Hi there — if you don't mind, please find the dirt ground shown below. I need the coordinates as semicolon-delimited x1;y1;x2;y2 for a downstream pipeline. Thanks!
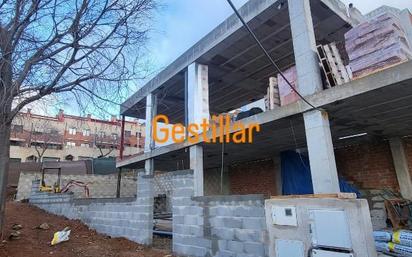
0;201;172;257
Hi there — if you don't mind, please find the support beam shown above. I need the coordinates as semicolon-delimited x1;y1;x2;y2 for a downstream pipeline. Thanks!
144;93;157;175
190;145;204;196
389;138;412;200
288;0;323;96
187;63;209;127
289;0;340;193
144;93;157;153
303;110;340;193
119;115;125;160
186;62;209;196
145;159;154;176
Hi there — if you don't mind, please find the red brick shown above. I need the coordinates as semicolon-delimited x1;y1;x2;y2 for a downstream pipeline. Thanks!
229;159;278;197
335;141;399;192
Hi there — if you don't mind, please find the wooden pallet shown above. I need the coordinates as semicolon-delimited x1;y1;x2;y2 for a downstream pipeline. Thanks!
317;45;337;89
317;43;351;88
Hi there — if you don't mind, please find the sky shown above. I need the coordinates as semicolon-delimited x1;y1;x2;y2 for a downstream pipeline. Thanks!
145;0;412;74
31;0;412;118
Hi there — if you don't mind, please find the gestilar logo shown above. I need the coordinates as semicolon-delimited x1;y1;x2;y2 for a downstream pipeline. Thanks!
152;114;260;144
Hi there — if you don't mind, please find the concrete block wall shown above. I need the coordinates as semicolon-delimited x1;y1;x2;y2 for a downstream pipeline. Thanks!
171;170;268;257
29;172;154;245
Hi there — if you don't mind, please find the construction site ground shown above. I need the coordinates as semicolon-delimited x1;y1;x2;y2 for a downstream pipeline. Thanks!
0;200;172;257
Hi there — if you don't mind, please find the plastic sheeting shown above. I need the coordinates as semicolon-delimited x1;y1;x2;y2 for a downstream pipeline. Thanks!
280;151;360;196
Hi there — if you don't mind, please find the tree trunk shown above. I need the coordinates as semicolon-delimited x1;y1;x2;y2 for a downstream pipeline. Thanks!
0;41;14;238
0;118;11;239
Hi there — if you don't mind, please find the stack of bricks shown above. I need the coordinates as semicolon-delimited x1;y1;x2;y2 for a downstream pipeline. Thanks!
345;12;412;79
277;66;299;106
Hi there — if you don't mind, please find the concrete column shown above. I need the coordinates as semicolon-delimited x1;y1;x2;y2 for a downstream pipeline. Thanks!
186;62;209;196
187;62;209;127
144;93;157;175
389;138;412;200
190;145;204;196
304;110;340;193
288;0;323;96
289;0;340;193
144;93;157;153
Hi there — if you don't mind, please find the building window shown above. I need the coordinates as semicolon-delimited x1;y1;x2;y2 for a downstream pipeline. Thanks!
42;157;60;162
68;127;76;135
124;130;131;137
66;141;76;148
82;129;90;136
98;131;105;137
136;132;141;138
80;143;90;148
111;133;118;140
12;125;23;133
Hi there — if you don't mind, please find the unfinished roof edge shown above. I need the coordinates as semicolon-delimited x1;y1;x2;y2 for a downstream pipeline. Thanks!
121;0;359;115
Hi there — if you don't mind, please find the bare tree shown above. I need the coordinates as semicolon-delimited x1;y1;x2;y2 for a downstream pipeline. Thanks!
30;120;62;162
95;131;118;158
0;0;157;235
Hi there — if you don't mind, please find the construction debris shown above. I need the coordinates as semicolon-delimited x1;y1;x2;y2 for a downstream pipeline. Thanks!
9;231;21;240
51;227;71;246
38;223;50;230
345;12;412;79
11;224;22;231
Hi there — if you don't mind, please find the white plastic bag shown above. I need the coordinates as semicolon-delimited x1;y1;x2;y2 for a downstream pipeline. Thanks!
51;227;71;246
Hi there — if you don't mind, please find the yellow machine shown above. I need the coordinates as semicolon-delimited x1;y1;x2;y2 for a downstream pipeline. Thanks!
40;163;62;193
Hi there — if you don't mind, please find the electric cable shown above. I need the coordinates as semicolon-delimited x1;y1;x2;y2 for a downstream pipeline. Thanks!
225;0;319;110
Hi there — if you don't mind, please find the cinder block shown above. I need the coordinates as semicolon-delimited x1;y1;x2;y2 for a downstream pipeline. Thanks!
184;215;203;226
173;188;195;197
215;250;236;257
211;228;235;240
242;217;265;230
227;240;244;253
233;206;265;217
210;217;242;228
210;206;233;217
234;229;263;242
244;242;265;256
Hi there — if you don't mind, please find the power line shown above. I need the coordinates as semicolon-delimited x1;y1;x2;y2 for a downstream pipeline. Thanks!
225;0;319;110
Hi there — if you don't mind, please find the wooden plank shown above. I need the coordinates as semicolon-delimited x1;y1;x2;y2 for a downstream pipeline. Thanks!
271;193;357;199
330;42;350;83
324;44;343;85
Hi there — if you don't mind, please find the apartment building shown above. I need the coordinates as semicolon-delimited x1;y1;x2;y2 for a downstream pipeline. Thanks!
10;109;145;162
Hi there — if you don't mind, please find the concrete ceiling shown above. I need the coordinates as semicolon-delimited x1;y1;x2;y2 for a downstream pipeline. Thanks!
122;0;356;123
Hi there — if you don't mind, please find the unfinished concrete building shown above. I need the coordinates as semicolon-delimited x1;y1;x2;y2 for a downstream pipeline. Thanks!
28;0;412;256
117;0;412;203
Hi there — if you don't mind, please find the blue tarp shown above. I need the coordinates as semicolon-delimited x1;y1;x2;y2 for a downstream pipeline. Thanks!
280;151;360;196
